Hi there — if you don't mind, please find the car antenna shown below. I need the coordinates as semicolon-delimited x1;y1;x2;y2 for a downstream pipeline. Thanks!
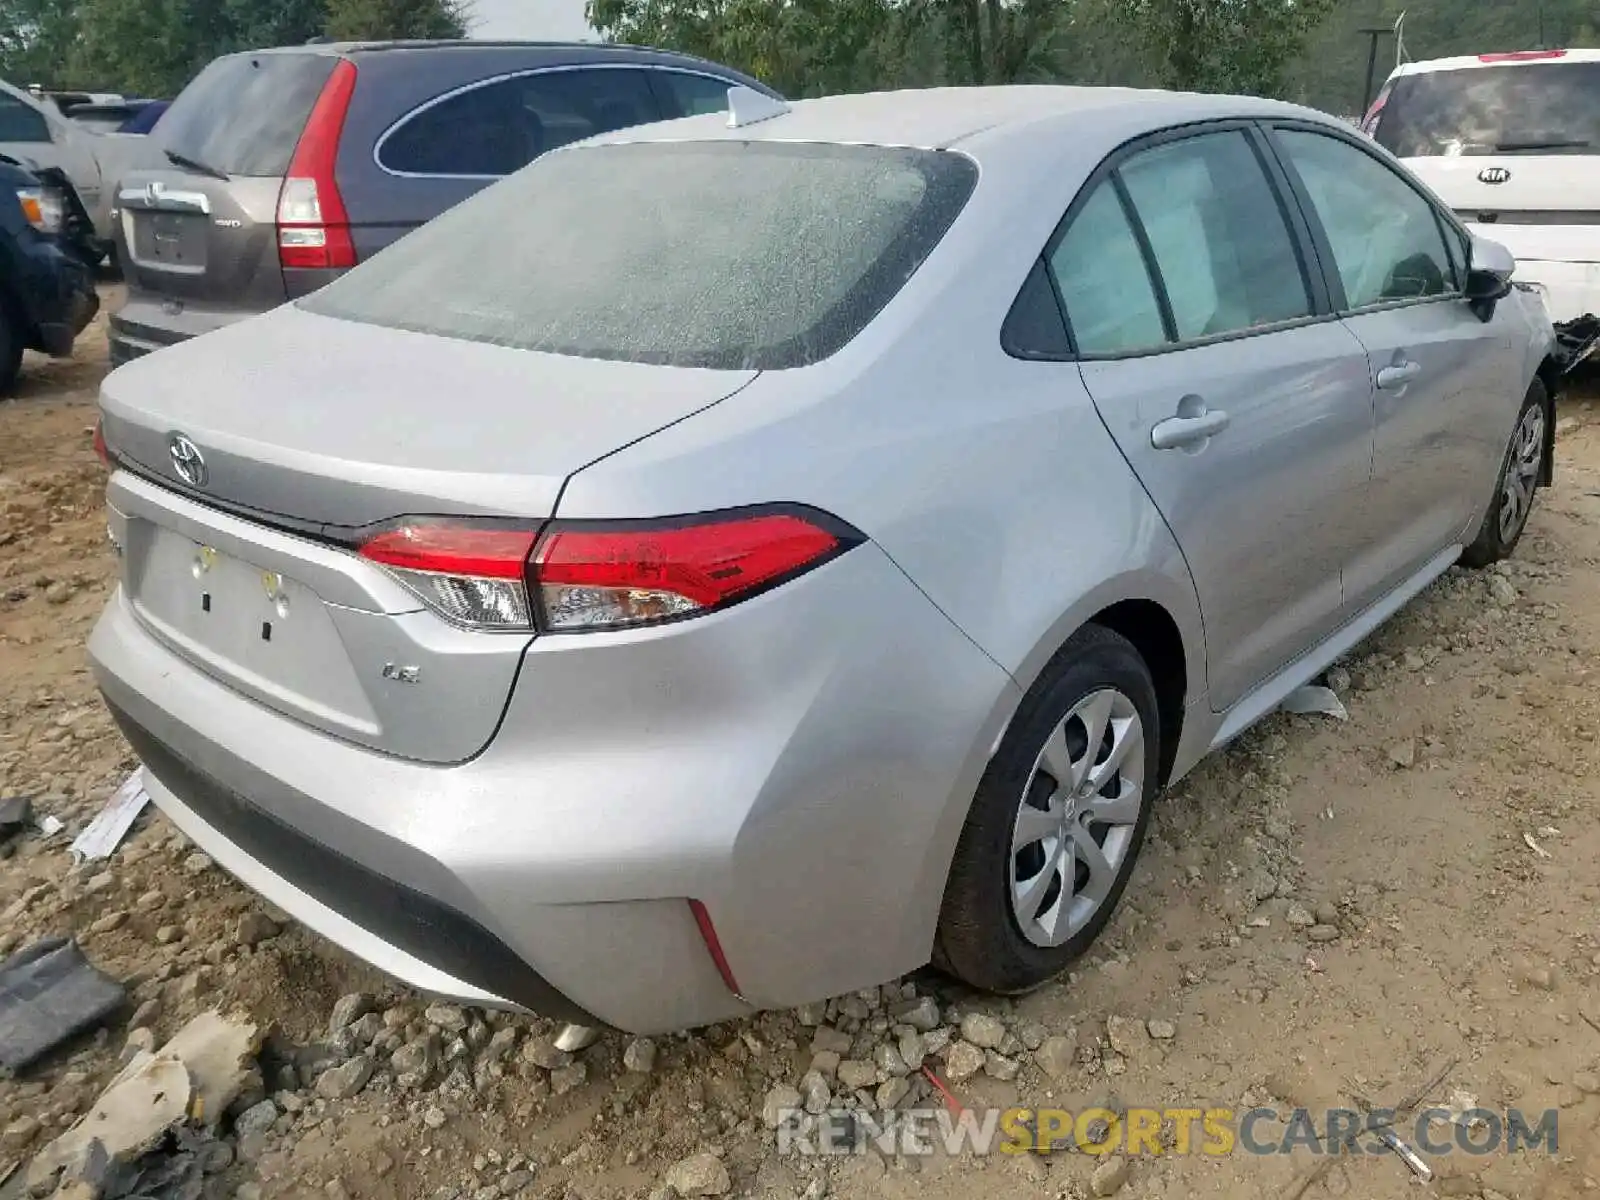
726;85;789;130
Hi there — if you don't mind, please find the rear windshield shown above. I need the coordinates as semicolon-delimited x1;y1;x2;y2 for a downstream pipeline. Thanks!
156;52;336;177
1374;61;1600;158
299;140;978;370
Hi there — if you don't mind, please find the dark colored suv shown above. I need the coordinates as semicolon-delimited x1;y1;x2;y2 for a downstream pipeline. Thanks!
108;41;779;367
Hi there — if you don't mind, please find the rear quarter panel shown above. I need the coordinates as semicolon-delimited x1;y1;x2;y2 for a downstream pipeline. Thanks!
553;114;1208;705
549;115;1210;973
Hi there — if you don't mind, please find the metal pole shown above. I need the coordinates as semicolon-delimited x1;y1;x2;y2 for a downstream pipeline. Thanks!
1359;28;1389;114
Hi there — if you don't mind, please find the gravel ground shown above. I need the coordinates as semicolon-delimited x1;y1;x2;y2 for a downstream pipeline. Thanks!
5;295;1600;1200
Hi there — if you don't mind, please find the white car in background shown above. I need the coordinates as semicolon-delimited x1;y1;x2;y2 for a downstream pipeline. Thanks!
1363;48;1600;322
0;78;163;263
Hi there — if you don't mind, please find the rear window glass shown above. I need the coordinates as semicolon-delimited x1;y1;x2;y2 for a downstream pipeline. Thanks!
156;53;336;176
1374;61;1600;158
300;140;978;370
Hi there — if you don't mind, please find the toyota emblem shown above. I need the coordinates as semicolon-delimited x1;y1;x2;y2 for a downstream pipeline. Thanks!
1478;166;1512;185
168;434;208;489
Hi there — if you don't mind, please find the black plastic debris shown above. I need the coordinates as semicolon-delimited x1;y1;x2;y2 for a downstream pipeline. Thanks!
0;794;29;841
0;936;127;1076
1553;313;1600;375
100;1126;219;1200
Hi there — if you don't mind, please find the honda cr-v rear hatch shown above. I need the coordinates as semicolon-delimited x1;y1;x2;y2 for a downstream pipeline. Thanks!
1368;54;1600;267
114;50;350;350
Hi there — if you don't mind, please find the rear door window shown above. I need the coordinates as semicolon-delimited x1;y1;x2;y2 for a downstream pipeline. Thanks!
1372;60;1600;158
1118;131;1312;340
157;52;337;176
1048;184;1168;355
1049;128;1312;355
378;69;661;178
1274;129;1457;308
0;92;51;143
654;70;736;117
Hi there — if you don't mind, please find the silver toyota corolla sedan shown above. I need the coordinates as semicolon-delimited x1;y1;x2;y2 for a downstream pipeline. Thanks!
89;85;1556;1034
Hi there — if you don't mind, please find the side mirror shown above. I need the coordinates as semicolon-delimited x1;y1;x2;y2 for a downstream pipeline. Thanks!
1465;233;1514;320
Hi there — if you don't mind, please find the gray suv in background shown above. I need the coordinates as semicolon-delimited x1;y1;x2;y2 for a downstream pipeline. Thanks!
109;40;778;367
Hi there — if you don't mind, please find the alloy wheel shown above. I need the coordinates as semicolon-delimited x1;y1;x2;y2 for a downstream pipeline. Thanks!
1498;404;1546;544
1009;688;1145;948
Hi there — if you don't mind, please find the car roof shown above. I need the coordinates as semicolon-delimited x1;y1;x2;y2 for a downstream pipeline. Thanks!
590;85;1328;153
234;39;737;70
1392;47;1600;77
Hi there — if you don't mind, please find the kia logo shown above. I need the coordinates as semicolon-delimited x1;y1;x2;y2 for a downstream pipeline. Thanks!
1479;167;1512;185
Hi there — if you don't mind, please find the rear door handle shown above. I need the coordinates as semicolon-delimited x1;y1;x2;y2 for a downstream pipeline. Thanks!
1151;408;1231;450
1376;361;1421;390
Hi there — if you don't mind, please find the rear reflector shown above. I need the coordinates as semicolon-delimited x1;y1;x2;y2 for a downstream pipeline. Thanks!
688;899;742;997
1479;49;1567;62
355;507;862;634
359;525;537;630
532;510;856;632
92;418;110;467
278;58;358;271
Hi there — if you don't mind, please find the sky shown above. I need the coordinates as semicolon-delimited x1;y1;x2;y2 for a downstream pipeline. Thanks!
471;0;595;40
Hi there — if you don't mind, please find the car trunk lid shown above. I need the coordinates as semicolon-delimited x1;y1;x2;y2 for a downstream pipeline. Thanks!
1404;155;1600;263
100;303;759;528
101;305;757;762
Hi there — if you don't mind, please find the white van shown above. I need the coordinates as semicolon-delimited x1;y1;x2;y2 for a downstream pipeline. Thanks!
1363;49;1600;323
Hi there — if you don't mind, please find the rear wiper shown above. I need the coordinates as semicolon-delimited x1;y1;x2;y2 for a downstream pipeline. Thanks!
163;148;228;181
1492;138;1591;153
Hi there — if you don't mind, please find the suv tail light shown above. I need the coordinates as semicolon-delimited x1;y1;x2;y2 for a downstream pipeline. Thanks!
92;417;110;467
277;58;358;271
1479;50;1567;62
1360;83;1390;136
356;508;861;634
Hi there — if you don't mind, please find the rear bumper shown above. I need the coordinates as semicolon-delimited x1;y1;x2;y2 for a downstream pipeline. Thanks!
89;538;1016;1033
108;292;269;368
104;693;597;1025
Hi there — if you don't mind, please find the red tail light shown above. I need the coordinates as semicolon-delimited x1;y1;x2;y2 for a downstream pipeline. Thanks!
532;510;856;632
1479;50;1567;62
92;418;110;467
277;58;358;271
355;508;860;634
1360;85;1390;136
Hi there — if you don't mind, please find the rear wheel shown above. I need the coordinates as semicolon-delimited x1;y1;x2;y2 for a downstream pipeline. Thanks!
935;625;1160;994
1461;380;1548;568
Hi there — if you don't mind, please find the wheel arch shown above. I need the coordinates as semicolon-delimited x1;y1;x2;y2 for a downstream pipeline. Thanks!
1535;356;1559;486
1088;599;1188;787
1003;570;1205;790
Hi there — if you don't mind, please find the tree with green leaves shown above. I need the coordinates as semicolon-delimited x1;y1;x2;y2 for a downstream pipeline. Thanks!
1113;0;1339;96
587;0;1332;99
323;0;467;41
0;0;467;95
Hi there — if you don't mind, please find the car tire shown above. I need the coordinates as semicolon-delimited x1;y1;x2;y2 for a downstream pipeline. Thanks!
935;624;1160;995
1460;379;1549;569
0;303;22;396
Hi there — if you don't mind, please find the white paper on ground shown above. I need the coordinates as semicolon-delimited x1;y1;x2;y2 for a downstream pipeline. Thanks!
69;770;151;862
1280;684;1349;721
